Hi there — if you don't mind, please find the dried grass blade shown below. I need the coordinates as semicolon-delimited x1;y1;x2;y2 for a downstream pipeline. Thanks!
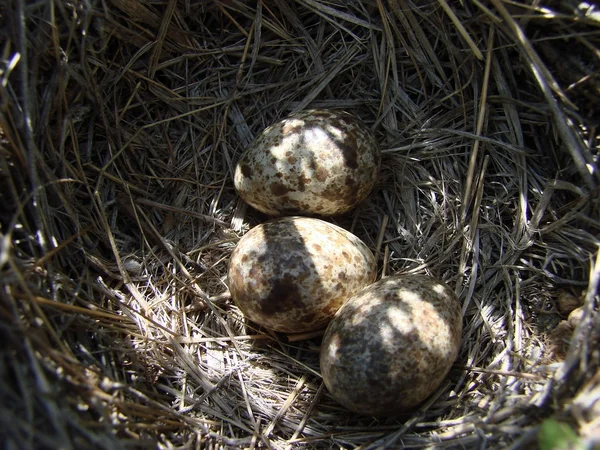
297;0;382;30
263;375;306;438
286;382;325;446
437;0;483;60
489;0;598;189
461;26;495;221
293;44;361;112
27;294;125;322
93;191;151;313
388;0;444;86
148;0;177;78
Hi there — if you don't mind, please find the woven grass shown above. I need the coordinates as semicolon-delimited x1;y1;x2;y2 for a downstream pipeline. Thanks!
1;0;599;448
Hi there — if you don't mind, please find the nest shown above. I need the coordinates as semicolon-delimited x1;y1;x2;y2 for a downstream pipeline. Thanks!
1;0;599;448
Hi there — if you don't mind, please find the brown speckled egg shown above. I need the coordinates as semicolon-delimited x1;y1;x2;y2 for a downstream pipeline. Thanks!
227;217;377;333
234;110;380;216
320;274;462;416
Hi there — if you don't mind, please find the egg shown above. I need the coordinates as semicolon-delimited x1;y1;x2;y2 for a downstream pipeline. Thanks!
227;216;377;333
234;109;380;216
320;274;462;416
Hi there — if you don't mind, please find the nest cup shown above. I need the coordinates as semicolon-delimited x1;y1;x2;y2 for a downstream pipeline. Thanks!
1;1;599;449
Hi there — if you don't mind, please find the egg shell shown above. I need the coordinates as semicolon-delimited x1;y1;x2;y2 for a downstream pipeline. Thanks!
234;109;380;216
320;274;462;416
227;216;377;334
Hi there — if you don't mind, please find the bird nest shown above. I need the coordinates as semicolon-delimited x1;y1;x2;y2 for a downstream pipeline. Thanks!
1;0;599;448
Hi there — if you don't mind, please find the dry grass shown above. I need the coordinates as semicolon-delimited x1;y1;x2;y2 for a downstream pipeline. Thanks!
1;0;599;448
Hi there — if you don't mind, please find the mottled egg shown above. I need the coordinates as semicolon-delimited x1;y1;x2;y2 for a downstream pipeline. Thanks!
234;109;380;216
227;217;377;333
320;274;462;416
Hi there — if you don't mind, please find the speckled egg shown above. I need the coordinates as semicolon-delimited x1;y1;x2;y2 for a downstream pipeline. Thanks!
234;110;380;216
227;217;377;334
320;274;462;416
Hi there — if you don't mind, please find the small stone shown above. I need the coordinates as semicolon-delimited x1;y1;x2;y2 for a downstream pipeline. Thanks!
568;306;585;328
557;291;582;316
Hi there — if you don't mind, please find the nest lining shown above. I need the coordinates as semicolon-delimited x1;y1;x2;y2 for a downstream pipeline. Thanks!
1;0;599;449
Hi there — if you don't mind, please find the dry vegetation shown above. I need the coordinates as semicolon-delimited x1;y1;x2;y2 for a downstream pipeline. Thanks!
1;0;600;448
